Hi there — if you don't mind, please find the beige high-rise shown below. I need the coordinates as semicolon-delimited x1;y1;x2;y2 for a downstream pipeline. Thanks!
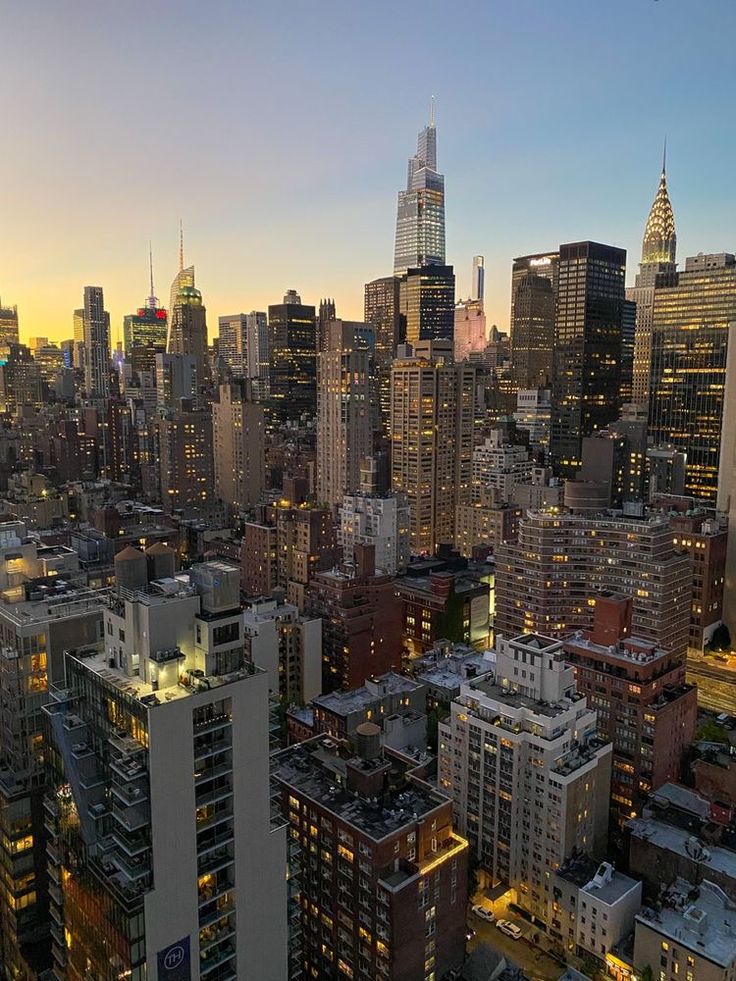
391;340;476;554
316;320;372;507
213;380;265;513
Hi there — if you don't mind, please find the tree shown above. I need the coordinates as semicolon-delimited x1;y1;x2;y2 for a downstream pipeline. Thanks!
711;623;732;652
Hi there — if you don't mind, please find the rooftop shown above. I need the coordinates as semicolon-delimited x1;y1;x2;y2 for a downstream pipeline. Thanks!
273;736;448;841
636;880;736;967
557;855;641;905
54;647;259;709
628;817;736;881
314;672;423;717
467;673;584;719
0;584;108;629
565;630;669;666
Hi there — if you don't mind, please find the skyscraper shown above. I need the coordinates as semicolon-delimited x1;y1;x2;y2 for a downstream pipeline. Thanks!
43;557;287;980
472;254;485;302
158;401;214;513
364;275;401;433
213;380;265;513
648;252;736;500
244;310;269;396
453;298;486;361
217;313;247;377
268;289;317;423
550;241;626;477
393;106;446;276
626;154;678;405
168;284;209;403
391;340;476;554
316;320;372;506
123;256;168;378
82;285;111;400
167;221;195;345
399;264;455;344
0;299;19;347
510;271;556;389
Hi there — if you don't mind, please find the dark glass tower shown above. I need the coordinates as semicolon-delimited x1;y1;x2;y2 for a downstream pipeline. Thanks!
399;264;455;346
648;252;736;501
365;275;402;434
268;289;317;423
550;241;627;477
510;271;556;389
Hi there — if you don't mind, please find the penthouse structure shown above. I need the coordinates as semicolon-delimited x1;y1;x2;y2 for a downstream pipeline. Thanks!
42;552;287;980
272;728;468;981
243;594;322;705
495;509;692;659
438;633;612;921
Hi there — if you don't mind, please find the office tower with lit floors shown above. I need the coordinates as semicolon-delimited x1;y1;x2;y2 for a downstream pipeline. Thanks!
626;153;678;406
42;552;287;981
316;321;372;507
399;264;455;345
510;269;556;389
217;313;248;377
550;242;626;477
364;276;402;434
268;289;317;423
648;251;736;501
393;106;445;277
244;311;269;398
391;341;476;554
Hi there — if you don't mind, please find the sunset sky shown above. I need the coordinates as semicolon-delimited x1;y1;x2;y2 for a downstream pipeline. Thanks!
1;0;734;345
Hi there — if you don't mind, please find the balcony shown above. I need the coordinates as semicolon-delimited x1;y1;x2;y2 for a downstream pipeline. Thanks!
112;802;150;833
112;782;149;807
110;755;147;783
199;899;235;929
197;848;234;878
199;941;236;976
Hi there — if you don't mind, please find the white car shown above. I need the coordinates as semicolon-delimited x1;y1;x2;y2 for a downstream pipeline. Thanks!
495;919;523;939
471;904;495;923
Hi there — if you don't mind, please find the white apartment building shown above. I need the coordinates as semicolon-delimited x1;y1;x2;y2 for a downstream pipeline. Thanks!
471;429;532;505
338;491;410;575
438;633;612;922
43;553;287;980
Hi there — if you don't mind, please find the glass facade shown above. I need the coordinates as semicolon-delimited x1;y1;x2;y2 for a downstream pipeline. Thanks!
648;253;736;501
393;120;446;277
267;296;317;423
550;241;626;477
399;265;455;346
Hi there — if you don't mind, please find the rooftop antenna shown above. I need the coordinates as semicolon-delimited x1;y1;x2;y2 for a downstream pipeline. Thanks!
429;95;435;127
662;136;667;175
178;219;184;272
148;241;157;309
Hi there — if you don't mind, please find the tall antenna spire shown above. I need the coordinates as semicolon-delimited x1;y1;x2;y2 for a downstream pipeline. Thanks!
662;136;667;175
148;242;156;309
429;95;435;127
179;219;184;272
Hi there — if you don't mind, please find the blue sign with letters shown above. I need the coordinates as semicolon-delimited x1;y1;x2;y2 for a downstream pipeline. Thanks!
157;936;191;980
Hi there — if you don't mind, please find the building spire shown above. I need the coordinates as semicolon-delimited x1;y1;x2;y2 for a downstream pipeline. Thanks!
429;95;435;127
179;219;184;272
642;150;676;266
148;242;157;310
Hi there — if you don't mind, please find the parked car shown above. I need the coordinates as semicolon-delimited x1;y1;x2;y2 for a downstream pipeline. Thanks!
496;919;523;939
471;904;495;923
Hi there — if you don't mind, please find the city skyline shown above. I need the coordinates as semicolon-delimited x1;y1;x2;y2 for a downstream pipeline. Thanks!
1;0;735;343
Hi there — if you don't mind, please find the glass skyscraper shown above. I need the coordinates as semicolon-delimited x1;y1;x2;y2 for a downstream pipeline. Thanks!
648;252;736;501
393;111;446;276
550;241;627;477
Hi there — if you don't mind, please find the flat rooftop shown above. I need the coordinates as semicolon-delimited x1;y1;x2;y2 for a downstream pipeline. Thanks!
565;631;669;666
636;880;736;967
557;855;640;905
628;817;736;881
0;585;108;628
59;647;258;709
314;672;423;717
273;737;447;841
468;674;582;719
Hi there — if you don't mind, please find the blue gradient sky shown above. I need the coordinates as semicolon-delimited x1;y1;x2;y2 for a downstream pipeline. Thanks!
1;0;734;343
